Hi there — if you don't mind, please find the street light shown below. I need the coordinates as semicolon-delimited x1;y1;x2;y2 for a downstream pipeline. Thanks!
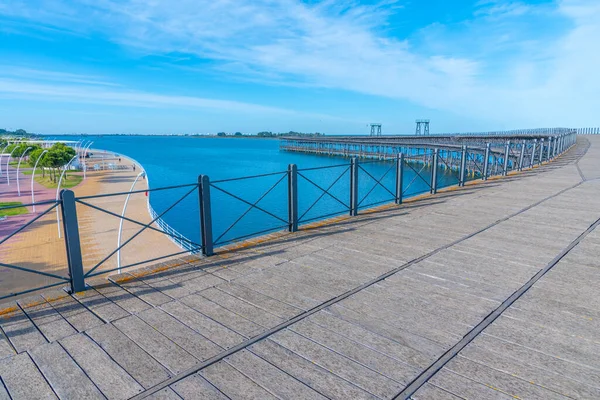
55;155;77;238
5;147;18;185
117;171;146;273
82;142;93;179
0;143;8;178
31;150;48;212
16;147;32;196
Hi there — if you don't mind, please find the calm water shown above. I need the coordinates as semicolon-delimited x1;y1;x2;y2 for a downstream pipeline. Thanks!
49;135;459;246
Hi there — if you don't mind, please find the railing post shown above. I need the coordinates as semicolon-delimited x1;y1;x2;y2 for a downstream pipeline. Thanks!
530;139;537;167
482;143;490;180
60;189;85;293
430;149;439;194
459;146;467;186
518;140;526;171
288;164;298;232
538;138;544;165
502;140;510;176
395;153;403;204
350;158;358;216
198;175;213;256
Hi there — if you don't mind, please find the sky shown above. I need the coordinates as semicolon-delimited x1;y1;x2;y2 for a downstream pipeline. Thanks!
0;0;598;135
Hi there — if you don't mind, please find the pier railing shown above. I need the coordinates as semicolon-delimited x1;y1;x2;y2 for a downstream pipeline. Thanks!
576;127;600;135
0;131;577;298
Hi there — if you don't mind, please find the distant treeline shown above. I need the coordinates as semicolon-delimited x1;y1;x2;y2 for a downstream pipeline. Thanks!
0;128;34;136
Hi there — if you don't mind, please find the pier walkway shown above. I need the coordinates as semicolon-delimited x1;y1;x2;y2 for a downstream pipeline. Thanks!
0;136;599;399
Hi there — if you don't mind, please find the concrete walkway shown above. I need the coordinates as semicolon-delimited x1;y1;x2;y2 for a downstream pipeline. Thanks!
0;137;598;399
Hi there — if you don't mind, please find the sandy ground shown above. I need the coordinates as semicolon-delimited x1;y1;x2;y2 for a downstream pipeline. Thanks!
0;151;183;299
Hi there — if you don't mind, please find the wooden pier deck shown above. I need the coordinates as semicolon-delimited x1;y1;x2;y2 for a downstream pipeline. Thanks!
0;136;599;399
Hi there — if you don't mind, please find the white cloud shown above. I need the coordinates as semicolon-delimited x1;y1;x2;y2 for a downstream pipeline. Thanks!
1;0;599;128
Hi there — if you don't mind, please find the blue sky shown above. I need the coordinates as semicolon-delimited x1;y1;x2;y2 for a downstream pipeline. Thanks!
0;0;598;135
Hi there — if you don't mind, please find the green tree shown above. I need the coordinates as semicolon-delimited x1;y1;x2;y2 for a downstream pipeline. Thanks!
234;132;243;136
14;129;27;135
37;143;76;182
217;132;227;137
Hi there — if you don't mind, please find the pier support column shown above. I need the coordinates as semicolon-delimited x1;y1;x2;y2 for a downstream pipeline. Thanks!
530;139;537;167
199;175;213;256
502;140;510;176
459;146;467;186
518;140;526;171
395;153;403;204
430;149;439;194
538;139;544;165
483;143;490;180
547;137;553;160
288;164;298;232
350;158;359;216
61;189;85;293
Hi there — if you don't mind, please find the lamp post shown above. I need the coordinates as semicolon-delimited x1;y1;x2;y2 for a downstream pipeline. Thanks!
55;155;77;238
16;147;32;196
117;171;145;273
5;147;17;185
0;143;8;178
31;150;48;212
82;142;93;179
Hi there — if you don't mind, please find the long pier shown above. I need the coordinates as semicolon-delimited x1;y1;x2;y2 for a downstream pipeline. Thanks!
0;133;598;399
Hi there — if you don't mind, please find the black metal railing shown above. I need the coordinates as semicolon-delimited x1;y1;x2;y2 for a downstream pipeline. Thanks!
0;131;578;299
0;199;71;300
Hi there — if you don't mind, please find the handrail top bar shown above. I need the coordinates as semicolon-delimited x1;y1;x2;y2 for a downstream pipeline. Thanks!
211;170;287;184
75;182;199;200
279;134;570;143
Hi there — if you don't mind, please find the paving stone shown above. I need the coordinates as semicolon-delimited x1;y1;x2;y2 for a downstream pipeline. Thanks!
113;315;198;374
171;374;228;400
137;307;222;360
86;322;172;389
43;292;103;332
73;288;130;322
29;342;104;399
249;339;377;400
160;301;244;349
270;329;402;398
93;282;152;314
60;333;143;400
225;350;327;400
216;282;302;319
0;304;46;353
411;383;463;400
180;294;263;338
145;388;182;400
18;296;76;343
198;287;284;328
290;319;421;384
0;352;57;400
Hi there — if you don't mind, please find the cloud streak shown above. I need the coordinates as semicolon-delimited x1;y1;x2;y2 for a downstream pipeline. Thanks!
1;0;599;127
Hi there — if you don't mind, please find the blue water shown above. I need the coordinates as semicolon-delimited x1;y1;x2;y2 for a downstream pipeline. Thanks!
49;135;459;247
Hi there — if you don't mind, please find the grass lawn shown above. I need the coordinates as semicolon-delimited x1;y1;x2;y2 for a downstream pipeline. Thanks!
0;202;28;217
34;173;83;189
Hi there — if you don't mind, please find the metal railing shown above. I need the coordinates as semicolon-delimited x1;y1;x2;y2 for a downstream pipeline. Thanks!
74;183;202;281
576;127;600;135
0;131;578;298
147;201;197;253
0;199;72;300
